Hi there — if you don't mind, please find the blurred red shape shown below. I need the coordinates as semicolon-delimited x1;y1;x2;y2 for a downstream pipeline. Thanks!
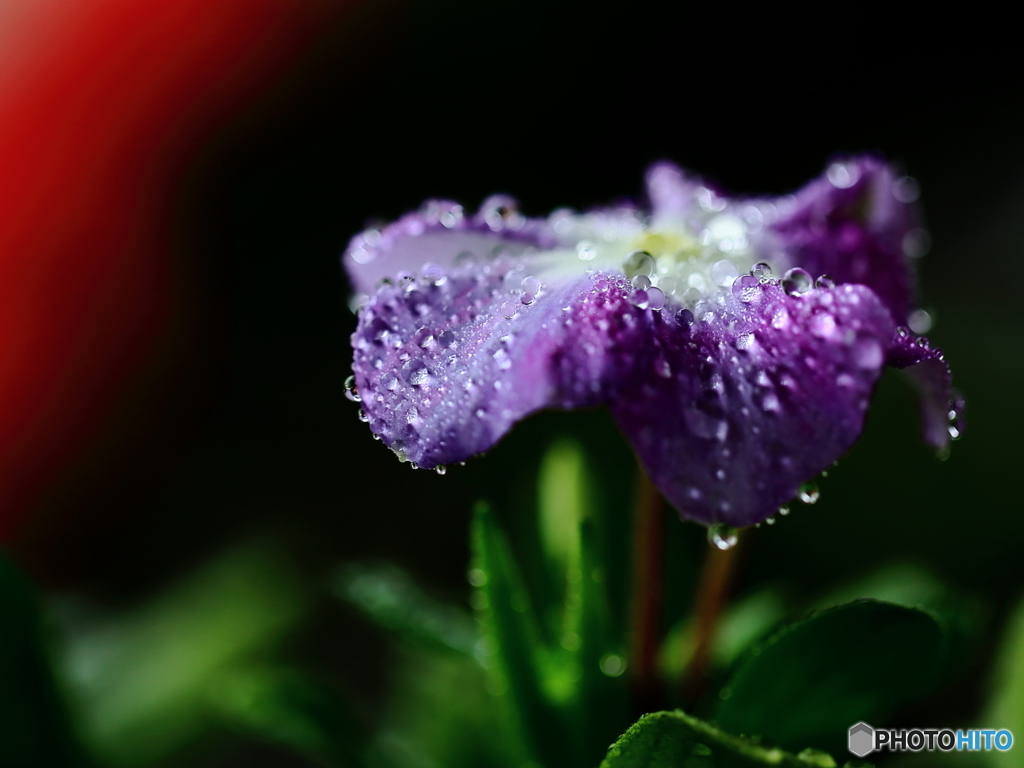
0;0;355;543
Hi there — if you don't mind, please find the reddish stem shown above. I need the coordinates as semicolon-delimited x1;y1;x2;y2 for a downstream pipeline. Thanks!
629;470;666;715
682;531;744;704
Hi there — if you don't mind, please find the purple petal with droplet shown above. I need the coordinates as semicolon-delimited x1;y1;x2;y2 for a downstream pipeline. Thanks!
887;327;959;451
610;282;896;527
761;156;921;324
351;255;654;468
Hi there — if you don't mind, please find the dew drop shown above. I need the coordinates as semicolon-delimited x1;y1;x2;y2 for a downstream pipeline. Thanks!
814;274;835;289
732;274;761;302
710;259;739;286
750;262;773;282
631;274;651;290
827;161;859;189
623;250;655;278
647;286;665;310
435;464;447;476
798;481;820;504
709;524;738;550
576;240;597;261
402;359;430;386
629;289;649;309
521;293;535;305
500;301;517;319
778;505;790;516
782;268;813;296
908;308;932;334
765;515;776;525
676;308;695;326
521;275;541;294
658;276;679;295
437;330;456;348
344;374;361;402
357;409;369;423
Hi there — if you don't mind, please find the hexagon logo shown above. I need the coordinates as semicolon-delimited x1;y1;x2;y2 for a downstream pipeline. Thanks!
848;722;875;757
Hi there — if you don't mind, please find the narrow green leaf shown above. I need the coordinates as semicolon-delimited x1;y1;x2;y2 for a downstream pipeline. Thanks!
0;553;88;768
471;501;570;768
334;562;477;655
713;600;947;755
600;710;862;768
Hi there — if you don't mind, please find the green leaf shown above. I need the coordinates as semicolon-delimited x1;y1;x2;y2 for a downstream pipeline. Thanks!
599;710;862;768
712;600;947;755
334;562;477;655
57;540;310;767
984;593;1024;766
0;553;88;768
471;501;571;767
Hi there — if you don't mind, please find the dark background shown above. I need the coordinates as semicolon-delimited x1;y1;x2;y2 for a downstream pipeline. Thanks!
8;2;1022;761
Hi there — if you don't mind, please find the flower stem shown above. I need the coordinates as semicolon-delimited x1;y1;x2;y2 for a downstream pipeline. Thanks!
682;529;744;705
629;468;666;716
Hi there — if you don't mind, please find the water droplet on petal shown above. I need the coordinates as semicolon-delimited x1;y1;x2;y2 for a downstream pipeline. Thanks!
908;308;932;334
521;275;540;294
750;262;773;281
732;274;761;302
658;276;679;295
710;259;739;286
380;372;398;391
435;464;447;475
708;524;738;550
798;481;820;504
814;274;835;289
782;268;813;296
344;375;361;402
576;240;597;261
676;308;695;326
623;250;655;278
402;359;430;386
827;161;859;189
778;505;790;516
629;289;649;309
437;330;456;348
647;286;665;310
500;301;517;319
631;274;651;290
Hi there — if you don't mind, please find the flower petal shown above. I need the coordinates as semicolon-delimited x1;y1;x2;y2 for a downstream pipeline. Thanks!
609;282;896;527
886;328;960;452
351;261;649;469
343;197;558;296
762;156;922;324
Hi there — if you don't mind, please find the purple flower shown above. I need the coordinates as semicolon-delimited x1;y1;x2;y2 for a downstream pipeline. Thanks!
344;158;957;528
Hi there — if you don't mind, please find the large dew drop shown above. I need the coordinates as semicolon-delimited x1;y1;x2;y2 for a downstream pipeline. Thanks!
708;524;738;550
782;268;813;296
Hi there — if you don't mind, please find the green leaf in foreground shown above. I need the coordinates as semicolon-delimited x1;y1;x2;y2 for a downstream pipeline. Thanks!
471;501;571;767
713;600;947;755
600;710;863;768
